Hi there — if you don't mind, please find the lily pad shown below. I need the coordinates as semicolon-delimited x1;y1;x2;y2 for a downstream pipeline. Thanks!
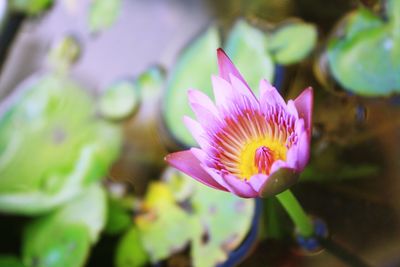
89;0;121;32
10;0;52;15
163;26;220;146
225;19;274;90
98;80;139;121
134;182;195;262
327;1;400;96
189;177;255;267
268;22;317;65
0;73;121;215
134;168;256;267
115;226;149;267
0;256;25;267
22;184;106;267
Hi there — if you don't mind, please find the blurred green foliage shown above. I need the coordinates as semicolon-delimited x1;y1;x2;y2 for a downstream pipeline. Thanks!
22;184;106;267
10;0;52;15
115;226;149;267
126;168;255;267
98;80;139;121
0;256;25;267
89;0;122;32
327;0;400;96
0;74;121;215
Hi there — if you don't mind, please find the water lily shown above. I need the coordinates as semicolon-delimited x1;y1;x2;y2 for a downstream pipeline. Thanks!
166;49;313;198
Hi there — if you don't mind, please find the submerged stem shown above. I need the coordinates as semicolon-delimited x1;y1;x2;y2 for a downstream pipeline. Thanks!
276;189;313;237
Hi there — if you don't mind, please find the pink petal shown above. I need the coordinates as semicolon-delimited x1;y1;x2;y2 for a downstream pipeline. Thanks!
229;73;258;107
259;79;286;109
248;174;269;192
165;150;227;191
296;130;310;171
189;102;221;133
211;75;235;108
183;116;209;149
188;89;219;116
285;145;300;171
217;48;249;88
221;173;259;198
286;100;299;119
270;160;289;174
294;87;313;135
204;168;258;198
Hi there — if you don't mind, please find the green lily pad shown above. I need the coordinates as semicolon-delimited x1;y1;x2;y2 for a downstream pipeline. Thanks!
268;22;317;65
135;182;195;262
327;1;400;96
10;0;52;15
225;19;274;90
115;226;149;267
22;184;106;267
47;36;81;73
135;168;255;266
0;74;121;215
189;176;255;267
89;0;121;32
163;26;220;146
0;256;25;267
98;80;139;121
104;195;132;235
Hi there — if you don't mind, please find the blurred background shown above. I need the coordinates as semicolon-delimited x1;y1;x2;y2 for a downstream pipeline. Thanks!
1;0;400;266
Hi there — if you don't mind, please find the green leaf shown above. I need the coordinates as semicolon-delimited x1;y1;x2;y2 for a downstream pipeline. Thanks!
115;227;149;267
10;0;52;15
47;36;81;73
98;80;139;121
164;26;220;146
0;256;25;267
135;182;195;262
190;178;255;267
327;6;400;96
22;184;106;267
89;0;121;32
146;168;256;267
23;223;90;267
225;19;274;90
0;74;121;215
104;196;132;235
268;22;317;65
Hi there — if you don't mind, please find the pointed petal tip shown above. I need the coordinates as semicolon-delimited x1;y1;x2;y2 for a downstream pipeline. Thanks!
294;87;314;134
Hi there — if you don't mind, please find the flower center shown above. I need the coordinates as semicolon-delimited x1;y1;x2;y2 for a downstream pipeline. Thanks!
255;146;273;174
236;138;287;180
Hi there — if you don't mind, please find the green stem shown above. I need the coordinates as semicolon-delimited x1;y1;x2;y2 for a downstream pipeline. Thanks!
276;189;314;237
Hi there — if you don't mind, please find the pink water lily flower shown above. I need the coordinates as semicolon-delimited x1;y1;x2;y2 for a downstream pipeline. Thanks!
166;49;313;198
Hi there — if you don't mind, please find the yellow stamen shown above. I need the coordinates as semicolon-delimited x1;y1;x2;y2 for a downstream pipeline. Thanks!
237;138;287;180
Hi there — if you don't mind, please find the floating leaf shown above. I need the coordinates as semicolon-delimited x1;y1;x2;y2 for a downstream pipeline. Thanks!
47;36;81;73
0;256;25;267
115;227;149;267
136;168;256;266
98;80;139;121
10;0;52;15
327;2;400;96
268;22;317;65
164;26;220;146
135;182;195;262
89;0;121;32
104;195;132;235
225;19;274;90
0;74;121;215
22;184;106;267
190;177;255;267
